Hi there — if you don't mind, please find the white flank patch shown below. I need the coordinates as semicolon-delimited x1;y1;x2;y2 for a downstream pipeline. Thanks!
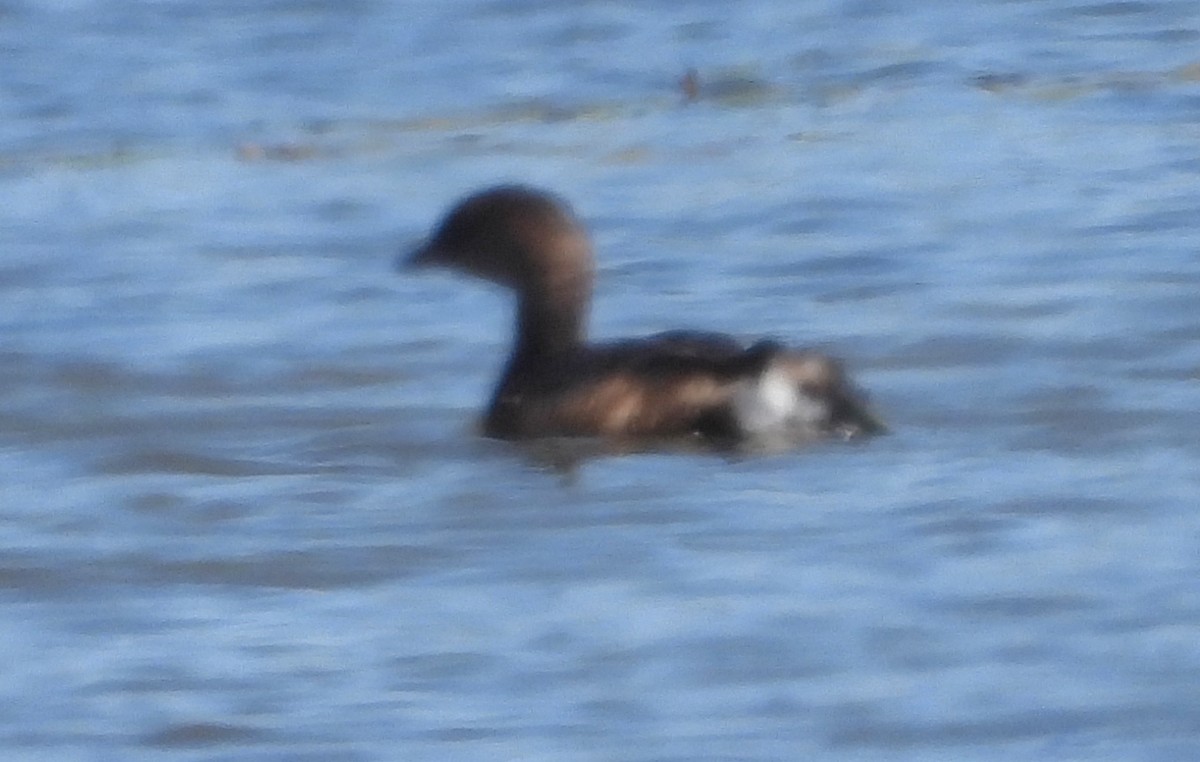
731;365;827;435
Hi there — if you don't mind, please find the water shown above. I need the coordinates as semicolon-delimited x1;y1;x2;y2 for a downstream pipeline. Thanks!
3;0;1200;759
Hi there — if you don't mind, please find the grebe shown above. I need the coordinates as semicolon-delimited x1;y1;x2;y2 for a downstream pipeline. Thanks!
404;185;885;446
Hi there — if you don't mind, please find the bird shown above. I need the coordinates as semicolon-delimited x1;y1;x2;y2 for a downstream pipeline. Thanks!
403;185;885;448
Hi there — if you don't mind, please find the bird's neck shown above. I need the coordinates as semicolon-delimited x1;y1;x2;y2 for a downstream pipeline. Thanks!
513;276;590;361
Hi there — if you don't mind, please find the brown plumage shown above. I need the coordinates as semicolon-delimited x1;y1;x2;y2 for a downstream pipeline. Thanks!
404;185;885;446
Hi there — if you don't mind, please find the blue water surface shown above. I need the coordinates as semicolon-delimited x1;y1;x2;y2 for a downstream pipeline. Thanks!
2;0;1200;759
